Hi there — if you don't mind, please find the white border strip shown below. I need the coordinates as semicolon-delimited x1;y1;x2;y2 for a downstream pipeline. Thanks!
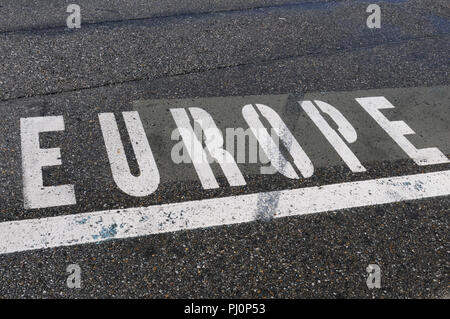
0;170;449;255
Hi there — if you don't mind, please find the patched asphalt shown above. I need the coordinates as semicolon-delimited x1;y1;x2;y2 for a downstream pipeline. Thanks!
0;0;448;298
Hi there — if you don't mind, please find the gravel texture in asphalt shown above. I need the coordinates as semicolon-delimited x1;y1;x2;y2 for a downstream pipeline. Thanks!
0;0;448;298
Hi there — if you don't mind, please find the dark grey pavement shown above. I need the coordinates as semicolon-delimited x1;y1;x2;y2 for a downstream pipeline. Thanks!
0;0;448;298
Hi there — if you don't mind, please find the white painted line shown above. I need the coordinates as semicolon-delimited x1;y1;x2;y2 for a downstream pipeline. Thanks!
0;170;449;255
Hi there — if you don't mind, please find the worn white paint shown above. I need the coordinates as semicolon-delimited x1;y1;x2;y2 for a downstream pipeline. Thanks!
356;97;449;166
242;104;314;178
20;116;76;209
301;100;366;173
189;107;246;186
99;112;160;197
170;108;220;189
0;170;449;255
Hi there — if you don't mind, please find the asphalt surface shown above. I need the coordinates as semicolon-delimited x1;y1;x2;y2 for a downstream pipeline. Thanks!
0;0;449;298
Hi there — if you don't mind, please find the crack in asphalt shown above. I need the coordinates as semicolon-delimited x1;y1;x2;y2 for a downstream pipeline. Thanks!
0;0;344;35
0;32;448;103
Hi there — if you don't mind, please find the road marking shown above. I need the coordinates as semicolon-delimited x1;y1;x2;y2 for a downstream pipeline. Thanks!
98;111;160;197
300;100;366;173
20;116;76;209
0;170;449;255
356;96;449;166
17;94;448;210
